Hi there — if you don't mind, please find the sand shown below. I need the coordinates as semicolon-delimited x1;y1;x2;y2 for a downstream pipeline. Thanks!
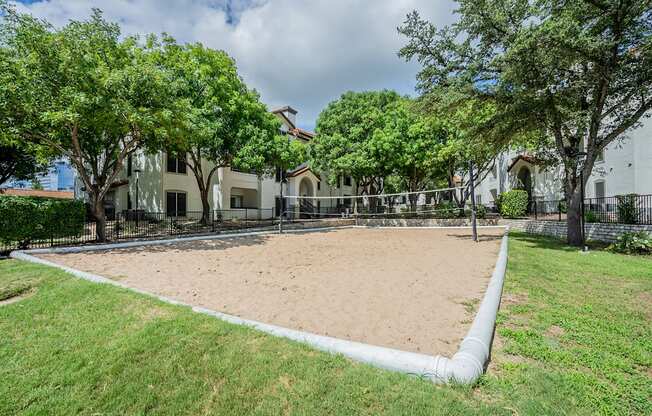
38;227;504;356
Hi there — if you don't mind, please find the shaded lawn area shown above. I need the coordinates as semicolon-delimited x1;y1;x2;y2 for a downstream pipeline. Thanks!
0;232;650;415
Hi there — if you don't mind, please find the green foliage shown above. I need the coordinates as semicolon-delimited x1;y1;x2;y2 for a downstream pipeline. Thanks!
617;194;639;224
608;231;652;255
474;203;487;220
498;190;529;218
0;7;177;240
311;90;403;189
584;210;599;223
147;38;302;220
0;142;50;187
0;196;85;249
399;0;652;245
434;200;461;218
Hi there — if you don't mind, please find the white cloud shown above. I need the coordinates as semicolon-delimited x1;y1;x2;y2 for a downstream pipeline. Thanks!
12;0;456;130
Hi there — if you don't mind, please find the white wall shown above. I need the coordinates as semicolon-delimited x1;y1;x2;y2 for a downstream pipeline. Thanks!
476;119;652;202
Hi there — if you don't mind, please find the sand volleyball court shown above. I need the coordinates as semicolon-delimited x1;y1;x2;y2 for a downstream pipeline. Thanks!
38;227;504;356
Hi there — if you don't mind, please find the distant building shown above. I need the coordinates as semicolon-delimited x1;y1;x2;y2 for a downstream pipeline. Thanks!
5;159;75;191
75;106;356;219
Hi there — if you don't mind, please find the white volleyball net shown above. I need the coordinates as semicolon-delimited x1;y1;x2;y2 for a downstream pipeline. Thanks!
279;186;483;222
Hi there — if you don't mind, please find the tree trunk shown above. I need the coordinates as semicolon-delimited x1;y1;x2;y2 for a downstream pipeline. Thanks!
566;186;583;246
200;189;211;226
91;194;107;242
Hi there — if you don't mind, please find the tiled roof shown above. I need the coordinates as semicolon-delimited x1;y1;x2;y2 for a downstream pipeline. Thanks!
0;188;74;199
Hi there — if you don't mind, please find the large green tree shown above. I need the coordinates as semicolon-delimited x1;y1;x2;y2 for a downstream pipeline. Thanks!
399;0;652;245
1;7;175;240
310;90;404;197
372;99;448;209
152;38;302;224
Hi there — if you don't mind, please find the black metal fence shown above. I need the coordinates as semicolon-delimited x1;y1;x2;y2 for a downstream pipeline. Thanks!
529;194;652;225
1;208;275;254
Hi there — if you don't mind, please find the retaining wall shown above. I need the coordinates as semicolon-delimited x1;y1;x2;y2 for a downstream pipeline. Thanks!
504;219;652;242
357;218;500;227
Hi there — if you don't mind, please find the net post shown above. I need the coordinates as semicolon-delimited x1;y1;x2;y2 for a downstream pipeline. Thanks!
468;161;478;242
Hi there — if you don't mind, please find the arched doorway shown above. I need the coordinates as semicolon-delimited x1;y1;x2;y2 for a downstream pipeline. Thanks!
517;166;533;212
298;177;315;218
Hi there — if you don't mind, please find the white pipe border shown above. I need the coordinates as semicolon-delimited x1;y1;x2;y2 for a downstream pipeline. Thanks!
10;225;509;384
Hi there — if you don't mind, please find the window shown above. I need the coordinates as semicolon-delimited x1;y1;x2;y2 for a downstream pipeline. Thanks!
342;195;352;208
596;147;605;163
336;176;341;189
166;153;187;174
475;195;482;205
275;166;283;182
317;181;321;191
127;155;133;177
166;191;187;217
230;195;243;208
344;176;352;187
594;181;606;199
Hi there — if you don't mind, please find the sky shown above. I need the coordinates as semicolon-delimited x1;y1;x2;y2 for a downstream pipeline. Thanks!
12;0;457;131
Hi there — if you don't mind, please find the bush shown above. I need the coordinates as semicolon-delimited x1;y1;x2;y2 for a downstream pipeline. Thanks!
584;210;600;223
617;194;638;224
0;196;86;249
475;204;487;219
608;231;652;255
434;201;461;218
498;190;529;218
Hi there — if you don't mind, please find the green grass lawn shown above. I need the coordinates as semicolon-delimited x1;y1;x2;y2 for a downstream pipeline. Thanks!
1;232;650;415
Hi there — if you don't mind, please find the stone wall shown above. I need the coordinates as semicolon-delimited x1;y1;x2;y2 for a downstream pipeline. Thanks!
504;219;652;242
358;218;500;227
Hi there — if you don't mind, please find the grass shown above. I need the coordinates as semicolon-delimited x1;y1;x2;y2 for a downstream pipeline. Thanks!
0;232;650;415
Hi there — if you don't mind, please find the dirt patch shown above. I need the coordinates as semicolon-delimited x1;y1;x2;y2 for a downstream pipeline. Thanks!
0;288;36;306
38;227;504;356
545;325;566;338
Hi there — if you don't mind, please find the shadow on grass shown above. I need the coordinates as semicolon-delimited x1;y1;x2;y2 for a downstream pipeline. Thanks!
508;231;610;253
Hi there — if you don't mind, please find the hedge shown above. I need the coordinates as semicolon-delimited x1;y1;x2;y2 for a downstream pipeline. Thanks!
0;196;86;249
497;189;529;218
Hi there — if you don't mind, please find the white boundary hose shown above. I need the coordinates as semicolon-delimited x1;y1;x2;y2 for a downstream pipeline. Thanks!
10;225;509;384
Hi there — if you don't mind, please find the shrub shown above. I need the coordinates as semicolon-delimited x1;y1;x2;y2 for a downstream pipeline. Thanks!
0;196;86;249
434;201;461;218
608;231;652;255
498;190;529;218
475;204;487;219
617;194;638;224
584;210;600;223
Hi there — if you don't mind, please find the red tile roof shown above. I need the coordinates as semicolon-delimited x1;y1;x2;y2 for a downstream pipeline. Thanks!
0;189;74;199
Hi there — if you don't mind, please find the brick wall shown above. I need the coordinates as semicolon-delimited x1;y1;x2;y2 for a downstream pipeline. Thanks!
504;219;652;242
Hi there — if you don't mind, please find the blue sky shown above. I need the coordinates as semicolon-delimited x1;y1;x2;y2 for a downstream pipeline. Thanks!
12;0;456;131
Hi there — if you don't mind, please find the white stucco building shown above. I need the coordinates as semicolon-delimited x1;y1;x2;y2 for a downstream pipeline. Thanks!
474;119;652;208
81;106;356;219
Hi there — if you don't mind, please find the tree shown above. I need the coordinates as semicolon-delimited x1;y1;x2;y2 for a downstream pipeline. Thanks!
399;0;652;245
310;90;404;198
431;97;504;208
1;7;175;240
0;142;48;187
153;38;302;224
372;98;449;209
